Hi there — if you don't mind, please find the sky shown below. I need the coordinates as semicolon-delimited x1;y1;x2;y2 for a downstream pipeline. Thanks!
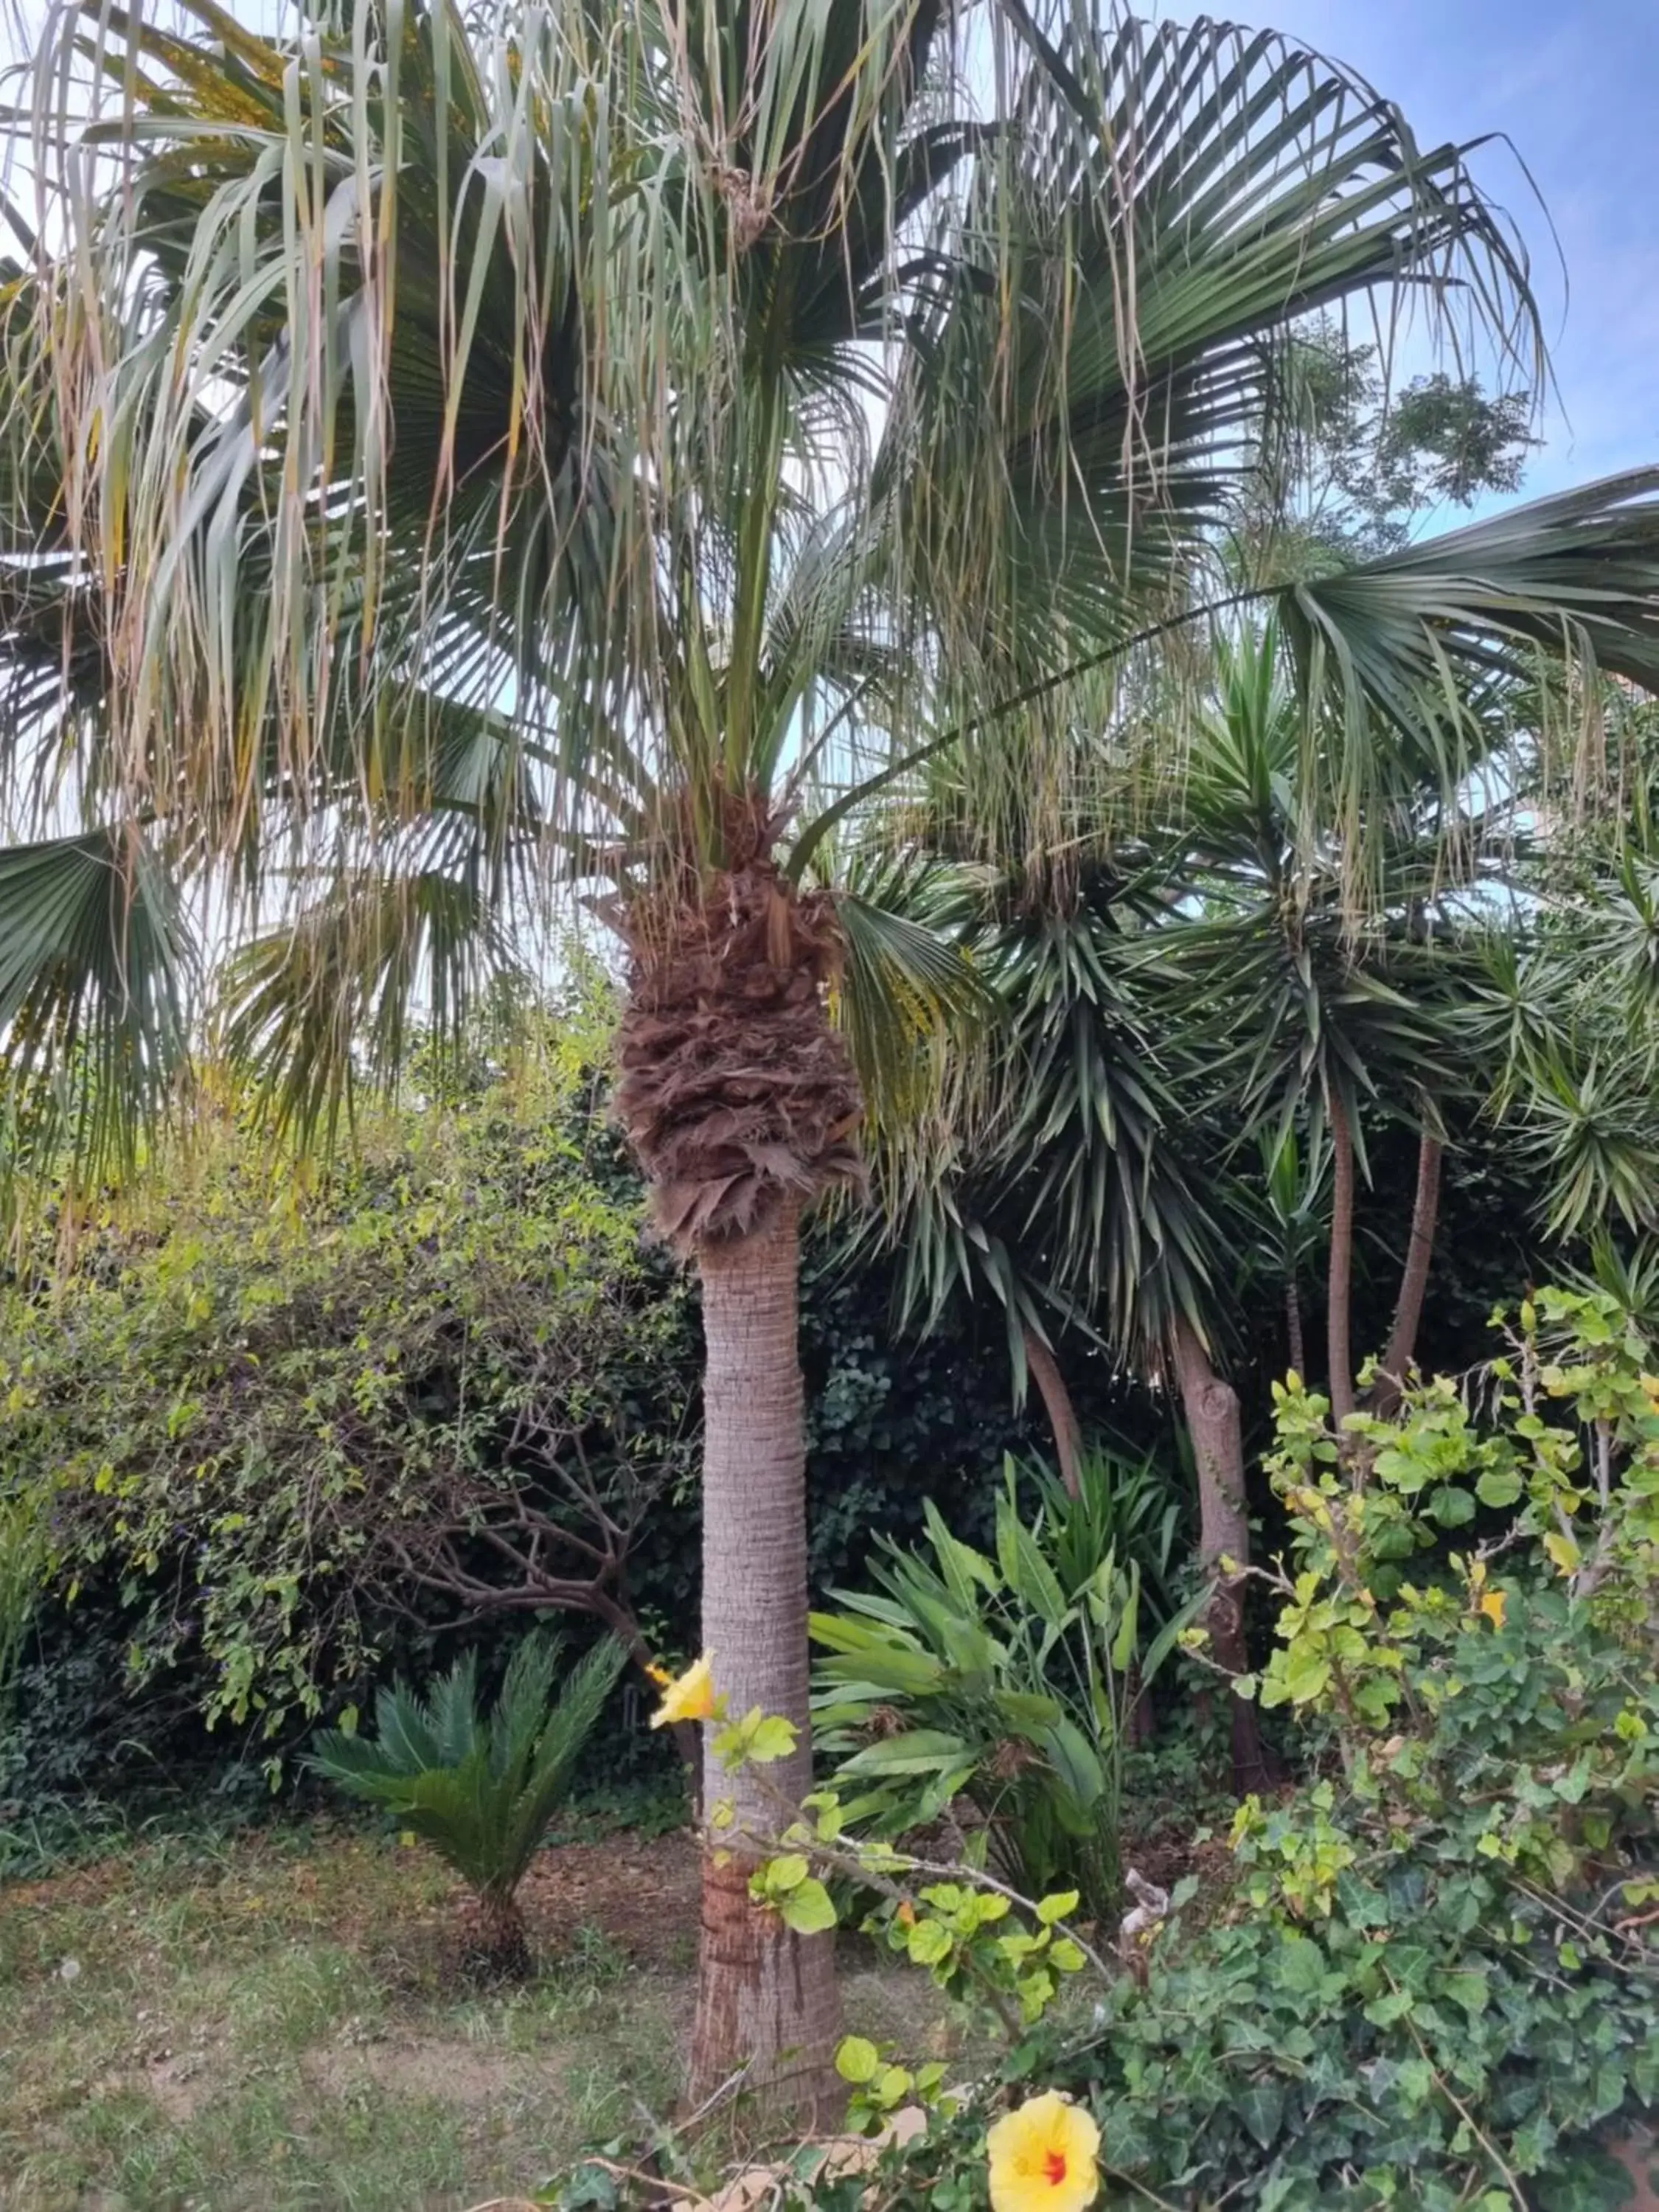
1149;0;1659;502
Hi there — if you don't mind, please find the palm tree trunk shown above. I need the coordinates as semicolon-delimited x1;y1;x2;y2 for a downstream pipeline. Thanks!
1284;1274;1306;1382
688;1204;840;2115
1369;1131;1442;1419
1168;1315;1270;1795
1021;1322;1083;1498
1326;1088;1357;1425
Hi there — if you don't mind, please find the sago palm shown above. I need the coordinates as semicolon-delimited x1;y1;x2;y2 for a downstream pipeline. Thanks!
10;0;1659;2104
310;1632;627;1969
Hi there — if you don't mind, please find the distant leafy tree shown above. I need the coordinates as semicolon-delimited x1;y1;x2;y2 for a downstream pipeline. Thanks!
1242;315;1538;566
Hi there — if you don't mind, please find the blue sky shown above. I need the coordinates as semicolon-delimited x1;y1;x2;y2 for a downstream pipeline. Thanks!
1150;0;1659;501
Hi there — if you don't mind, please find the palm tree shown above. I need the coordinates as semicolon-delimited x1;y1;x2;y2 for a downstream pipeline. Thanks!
10;0;1659;2104
1158;621;1479;1422
869;616;1595;1789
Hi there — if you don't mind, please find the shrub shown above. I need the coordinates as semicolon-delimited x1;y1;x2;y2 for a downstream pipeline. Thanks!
1;1032;1155;1804
310;1630;627;1969
559;1287;1658;2211
812;1455;1195;1919
0;1043;695;1771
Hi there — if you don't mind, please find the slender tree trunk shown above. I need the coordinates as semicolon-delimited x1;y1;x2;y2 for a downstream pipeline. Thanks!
1021;1322;1083;1498
1169;1315;1270;1796
1284;1274;1306;1382
688;1206;840;2116
1369;1131;1443;1419
1326;1088;1357;1425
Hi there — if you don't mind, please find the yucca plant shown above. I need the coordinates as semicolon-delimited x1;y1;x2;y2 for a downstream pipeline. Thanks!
310;1632;627;1970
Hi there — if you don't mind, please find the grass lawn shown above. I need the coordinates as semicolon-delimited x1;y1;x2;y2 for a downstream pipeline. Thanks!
0;1812;949;2212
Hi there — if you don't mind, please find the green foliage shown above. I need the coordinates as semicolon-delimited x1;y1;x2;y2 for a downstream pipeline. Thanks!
0;1481;47;1717
1245;315;1537;566
1;1032;1154;1811
812;1456;1196;1917
0;1038;693;1765
667;1284;1659;2212
1065;1286;1659;2202
708;1707;1101;2063
310;1632;627;1945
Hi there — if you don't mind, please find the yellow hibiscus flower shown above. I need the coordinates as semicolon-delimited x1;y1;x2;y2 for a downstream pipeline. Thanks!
649;1651;719;1728
987;2090;1101;2212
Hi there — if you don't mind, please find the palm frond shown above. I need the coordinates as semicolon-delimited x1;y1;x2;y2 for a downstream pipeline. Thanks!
832;853;996;1128
0;828;192;1197
214;866;525;1151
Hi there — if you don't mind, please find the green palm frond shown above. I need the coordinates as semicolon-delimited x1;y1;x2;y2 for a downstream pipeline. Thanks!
887;8;1539;723
0;829;192;1197
1273;472;1659;896
832;854;996;1127
7;0;1659;1203
214;868;525;1151
1512;1053;1659;1242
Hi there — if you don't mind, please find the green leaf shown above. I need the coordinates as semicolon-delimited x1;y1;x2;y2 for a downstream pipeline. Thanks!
906;1919;954;1966
835;2036;880;2085
1276;1937;1327;1994
1475;1469;1524;1509
1235;2079;1288;2151
745;1716;800;1764
1363;1989;1415;2028
777;1879;837;1936
1441;1970;1489;2018
1035;1890;1080;1924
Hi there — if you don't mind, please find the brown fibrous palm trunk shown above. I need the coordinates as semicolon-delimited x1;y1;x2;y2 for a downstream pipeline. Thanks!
1326;1088;1357;1426
474;1891;532;1979
1368;1130;1443;1420
1169;1315;1270;1795
613;792;857;2117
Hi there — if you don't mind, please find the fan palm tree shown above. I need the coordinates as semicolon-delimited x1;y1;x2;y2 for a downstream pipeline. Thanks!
10;0;1659;2103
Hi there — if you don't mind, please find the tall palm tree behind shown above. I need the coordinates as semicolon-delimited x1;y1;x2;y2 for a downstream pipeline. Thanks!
9;0;1659;2104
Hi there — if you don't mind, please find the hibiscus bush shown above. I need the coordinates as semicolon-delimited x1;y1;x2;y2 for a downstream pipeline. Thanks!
549;1286;1659;2212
